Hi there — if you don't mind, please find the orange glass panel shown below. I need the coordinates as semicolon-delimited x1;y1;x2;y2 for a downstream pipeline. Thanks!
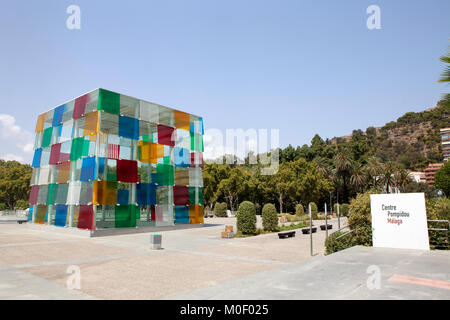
56;161;71;184
138;141;164;164
35;205;47;224
93;180;117;205
174;110;190;130
83;111;98;136
35;113;46;133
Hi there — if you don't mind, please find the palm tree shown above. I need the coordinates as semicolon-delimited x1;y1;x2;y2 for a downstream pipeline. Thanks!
438;49;449;83
333;152;353;202
313;157;331;179
350;162;367;193
393;167;411;193
380;162;396;193
365;156;382;187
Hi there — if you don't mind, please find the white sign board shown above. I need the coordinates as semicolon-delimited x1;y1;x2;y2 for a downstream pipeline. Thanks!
370;193;429;251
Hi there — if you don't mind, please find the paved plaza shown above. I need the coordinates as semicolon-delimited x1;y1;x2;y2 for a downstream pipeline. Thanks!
0;216;448;300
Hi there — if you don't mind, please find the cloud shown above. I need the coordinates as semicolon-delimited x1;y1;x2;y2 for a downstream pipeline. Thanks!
1;153;25;162
0;114;34;163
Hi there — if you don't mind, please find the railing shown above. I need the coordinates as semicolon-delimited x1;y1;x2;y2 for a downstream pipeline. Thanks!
428;220;449;250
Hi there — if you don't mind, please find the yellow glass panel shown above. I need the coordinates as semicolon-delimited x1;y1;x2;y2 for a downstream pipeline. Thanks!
174;110;190;130
56;161;71;184
35;113;46;133
93;180;117;205
83;111;98;136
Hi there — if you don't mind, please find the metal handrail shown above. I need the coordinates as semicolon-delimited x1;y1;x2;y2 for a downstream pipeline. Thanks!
427;219;449;250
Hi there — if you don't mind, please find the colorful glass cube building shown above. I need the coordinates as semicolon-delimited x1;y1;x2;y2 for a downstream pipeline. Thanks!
28;89;204;230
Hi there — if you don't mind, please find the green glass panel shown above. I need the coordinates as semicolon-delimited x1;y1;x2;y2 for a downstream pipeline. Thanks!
42;127;53;148
47;183;56;205
190;133;203;152
163;156;170;165
198;187;204;205
156;164;174;186
143;134;150;143
70;137;88;161
114;205;137;228
189;186;196;205
107;172;117;181
98;89;120;115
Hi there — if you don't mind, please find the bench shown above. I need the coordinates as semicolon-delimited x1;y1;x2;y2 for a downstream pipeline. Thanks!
301;227;317;234
320;224;333;230
278;231;296;239
17;220;27;224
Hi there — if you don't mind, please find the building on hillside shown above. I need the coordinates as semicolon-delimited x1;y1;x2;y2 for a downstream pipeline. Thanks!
440;128;450;162
424;163;444;186
28;88;205;230
409;171;426;184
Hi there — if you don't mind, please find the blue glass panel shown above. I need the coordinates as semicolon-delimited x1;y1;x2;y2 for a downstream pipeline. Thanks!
174;147;190;167
117;189;130;205
175;205;189;224
118;115;139;140
54;204;68;227
52;105;66;127
80;156;96;181
136;183;156;205
27;206;33;221
32;148;42;168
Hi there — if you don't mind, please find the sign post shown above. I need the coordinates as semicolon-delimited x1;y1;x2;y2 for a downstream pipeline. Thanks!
370;193;430;250
324;202;328;239
309;203;313;256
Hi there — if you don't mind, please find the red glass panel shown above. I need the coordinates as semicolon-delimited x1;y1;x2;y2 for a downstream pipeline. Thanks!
173;185;189;205
49;143;61;165
158;124;175;146
117;159;138;183
73;94;89;119
78;205;94;230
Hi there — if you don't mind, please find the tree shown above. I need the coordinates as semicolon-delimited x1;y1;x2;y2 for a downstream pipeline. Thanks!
438;46;450;83
213;202;227;217
236;201;256;234
434;162;450;196
350;162;366;193
393;167;411;193
333;152;353;202
215;167;245;211
262;203;278;231
0;160;32;210
380;161;396;193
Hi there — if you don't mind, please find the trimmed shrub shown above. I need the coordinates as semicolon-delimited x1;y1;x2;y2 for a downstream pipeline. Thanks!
347;191;373;246
262;203;278;231
214;202;227;217
286;214;302;222
236;201;256;234
308;202;318;219
295;204;304;216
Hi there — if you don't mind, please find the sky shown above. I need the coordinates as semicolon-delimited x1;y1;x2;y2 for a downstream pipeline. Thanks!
0;0;449;163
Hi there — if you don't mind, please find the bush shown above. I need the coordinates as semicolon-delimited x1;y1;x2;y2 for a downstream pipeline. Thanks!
214;202;227;217
434;162;450;196
347;191;373;246
426;197;450;249
308;202;318;219
333;203;350;216
341;203;350;216
262;203;278;231
236;201;256;234
286;214;302;222
295;204;304;216
325;231;359;255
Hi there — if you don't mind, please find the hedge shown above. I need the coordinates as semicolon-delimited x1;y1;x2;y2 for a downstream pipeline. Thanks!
262;203;278;231
237;201;256;234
